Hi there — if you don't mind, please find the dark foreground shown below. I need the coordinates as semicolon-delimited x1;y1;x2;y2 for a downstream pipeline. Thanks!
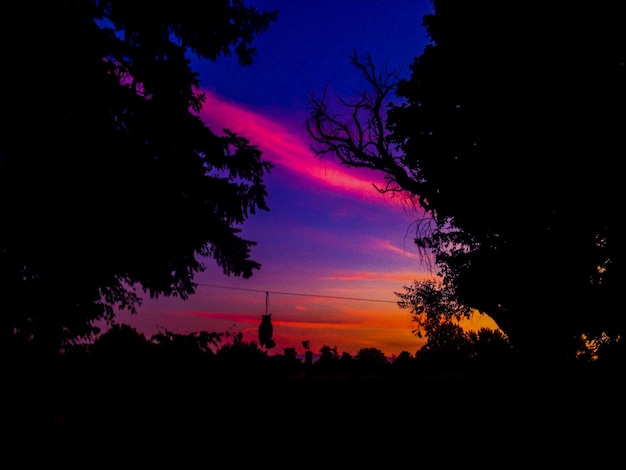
4;365;624;466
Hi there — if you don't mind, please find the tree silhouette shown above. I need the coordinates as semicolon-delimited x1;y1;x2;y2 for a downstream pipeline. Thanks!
354;347;389;374
150;327;224;360
318;344;340;363
0;1;278;357
90;322;155;358
415;321;469;373
465;327;513;374
314;344;340;376
215;331;269;377
283;347;298;362
396;279;471;339
390;350;418;376
307;3;625;367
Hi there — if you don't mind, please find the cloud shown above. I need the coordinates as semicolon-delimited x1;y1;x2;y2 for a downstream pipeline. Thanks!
199;90;396;204
321;271;433;283
365;238;423;259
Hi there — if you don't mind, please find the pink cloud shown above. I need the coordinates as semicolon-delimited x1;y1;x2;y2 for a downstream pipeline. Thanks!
322;271;434;283
367;239;423;259
199;90;398;205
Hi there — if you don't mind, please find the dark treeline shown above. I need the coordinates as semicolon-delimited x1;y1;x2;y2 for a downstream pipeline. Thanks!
8;320;618;388
5;321;623;453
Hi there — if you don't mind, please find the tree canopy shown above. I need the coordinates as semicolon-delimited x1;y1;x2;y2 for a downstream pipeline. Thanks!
307;2;625;366
0;1;278;356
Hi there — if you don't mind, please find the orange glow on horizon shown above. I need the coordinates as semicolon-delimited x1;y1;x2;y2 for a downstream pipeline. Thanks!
113;303;499;358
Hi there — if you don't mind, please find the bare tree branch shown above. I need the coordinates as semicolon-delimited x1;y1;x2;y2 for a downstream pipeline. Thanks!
306;50;422;199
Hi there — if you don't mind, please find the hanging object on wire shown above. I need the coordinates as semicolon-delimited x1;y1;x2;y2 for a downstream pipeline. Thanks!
259;291;276;349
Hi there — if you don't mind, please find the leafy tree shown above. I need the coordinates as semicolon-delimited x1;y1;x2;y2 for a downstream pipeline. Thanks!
271;346;303;376
318;344;340;363
418;322;467;356
413;322;471;375
150;327;224;358
215;332;269;376
390;350;418;376
354;347;389;372
396;279;514;372
338;351;354;372
466;328;512;363
0;1;278;356
86;323;160;383
282;347;298;362
396;279;471;339
393;350;414;364
339;351;353;362
307;3;625;366
90;322;155;358
314;344;339;376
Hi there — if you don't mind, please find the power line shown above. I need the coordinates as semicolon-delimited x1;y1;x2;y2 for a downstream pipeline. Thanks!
197;283;398;304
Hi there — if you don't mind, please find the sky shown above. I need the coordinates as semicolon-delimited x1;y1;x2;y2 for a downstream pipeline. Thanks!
114;0;497;358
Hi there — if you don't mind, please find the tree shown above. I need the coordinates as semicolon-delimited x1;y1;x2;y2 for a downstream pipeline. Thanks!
150;327;224;359
465;327;513;372
397;279;512;373
306;50;418;199
283;347;298;362
90;322;155;359
215;331;269;376
318;344;340;363
390;350;418;376
0;1;278;356
416;321;469;366
307;3;625;366
315;344;340;376
396;279;471;339
354;347;389;371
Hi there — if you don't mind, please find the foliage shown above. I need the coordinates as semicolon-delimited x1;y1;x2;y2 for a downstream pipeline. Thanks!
396;279;471;338
215;331;269;373
390;350;418;375
465;328;513;364
0;1;278;356
283;347;298;361
414;324;513;375
355;347;388;364
306;3;625;366
419;322;467;355
393;350;414;363
313;344;340;376
90;322;156;357
354;347;390;374
318;344;340;363
151;326;225;358
388;2;625;364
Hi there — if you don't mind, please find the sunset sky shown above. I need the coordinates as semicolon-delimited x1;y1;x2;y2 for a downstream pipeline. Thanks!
114;0;497;358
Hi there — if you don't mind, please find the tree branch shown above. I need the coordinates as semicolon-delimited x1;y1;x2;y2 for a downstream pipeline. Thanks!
305;50;422;198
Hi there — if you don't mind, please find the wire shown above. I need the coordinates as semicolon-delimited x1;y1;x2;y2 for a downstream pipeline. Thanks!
197;282;398;304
